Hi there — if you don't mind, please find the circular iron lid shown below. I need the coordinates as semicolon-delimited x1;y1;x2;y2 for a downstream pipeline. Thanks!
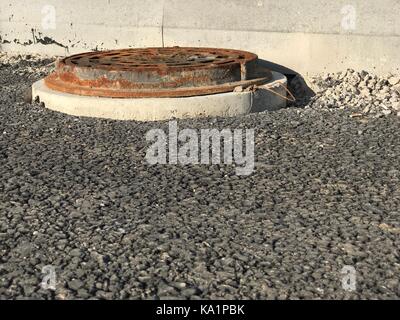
44;47;272;98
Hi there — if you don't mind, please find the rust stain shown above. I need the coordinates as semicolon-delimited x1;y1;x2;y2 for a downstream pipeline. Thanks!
44;77;270;98
44;47;271;98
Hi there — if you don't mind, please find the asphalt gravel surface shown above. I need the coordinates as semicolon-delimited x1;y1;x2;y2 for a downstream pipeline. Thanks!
0;54;399;300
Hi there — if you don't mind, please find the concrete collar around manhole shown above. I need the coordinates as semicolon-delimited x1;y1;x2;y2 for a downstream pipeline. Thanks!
32;47;288;121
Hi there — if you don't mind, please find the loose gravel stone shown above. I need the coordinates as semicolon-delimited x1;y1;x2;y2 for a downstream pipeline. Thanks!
0;53;399;300
68;279;84;291
291;69;400;116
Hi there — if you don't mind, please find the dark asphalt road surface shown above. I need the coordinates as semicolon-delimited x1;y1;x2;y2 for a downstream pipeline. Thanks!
0;56;399;299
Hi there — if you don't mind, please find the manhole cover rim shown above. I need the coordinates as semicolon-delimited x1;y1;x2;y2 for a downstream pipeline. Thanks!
45;47;272;98
59;47;258;72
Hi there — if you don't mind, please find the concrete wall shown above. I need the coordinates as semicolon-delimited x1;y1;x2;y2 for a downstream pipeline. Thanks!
1;0;399;76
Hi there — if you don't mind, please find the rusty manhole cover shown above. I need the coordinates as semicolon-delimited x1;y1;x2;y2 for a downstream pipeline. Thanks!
45;47;272;98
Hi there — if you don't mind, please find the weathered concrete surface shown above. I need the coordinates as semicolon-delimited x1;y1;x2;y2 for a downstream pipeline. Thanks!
32;72;287;121
0;0;164;55
1;0;400;75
